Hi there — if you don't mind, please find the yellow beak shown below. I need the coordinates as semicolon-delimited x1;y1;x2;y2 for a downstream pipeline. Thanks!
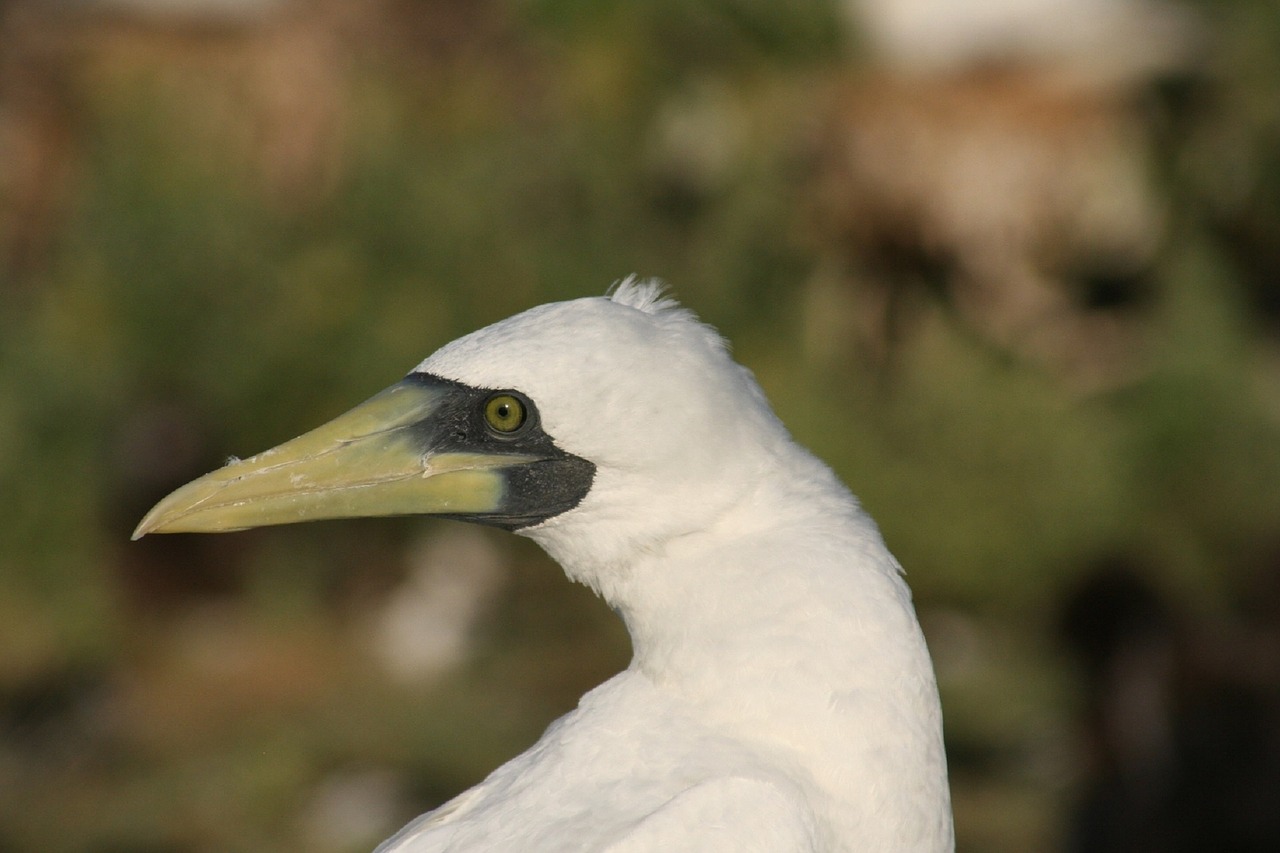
133;376;538;538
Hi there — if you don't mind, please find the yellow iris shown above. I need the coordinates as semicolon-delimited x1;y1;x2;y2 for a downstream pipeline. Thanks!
484;393;527;433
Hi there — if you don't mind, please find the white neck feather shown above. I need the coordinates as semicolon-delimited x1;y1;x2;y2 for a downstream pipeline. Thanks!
528;454;954;852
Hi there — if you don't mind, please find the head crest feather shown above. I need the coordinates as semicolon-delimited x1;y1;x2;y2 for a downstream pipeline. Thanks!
607;276;681;315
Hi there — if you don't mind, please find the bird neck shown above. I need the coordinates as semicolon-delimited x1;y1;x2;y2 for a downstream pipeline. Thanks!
608;477;954;852
615;484;906;685
539;451;920;677
531;459;954;851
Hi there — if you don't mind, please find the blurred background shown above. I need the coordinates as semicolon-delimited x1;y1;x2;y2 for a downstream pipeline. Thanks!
2;0;1279;850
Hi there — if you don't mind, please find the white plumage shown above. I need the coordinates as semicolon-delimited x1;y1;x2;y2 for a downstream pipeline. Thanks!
381;280;951;851
137;279;953;852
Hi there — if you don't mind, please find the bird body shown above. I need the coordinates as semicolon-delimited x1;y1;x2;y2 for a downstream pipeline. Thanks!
382;507;950;852
136;280;953;851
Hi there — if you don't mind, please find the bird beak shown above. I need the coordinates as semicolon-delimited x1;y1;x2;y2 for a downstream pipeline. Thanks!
133;376;541;538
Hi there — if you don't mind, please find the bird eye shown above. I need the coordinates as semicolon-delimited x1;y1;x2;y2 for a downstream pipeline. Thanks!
483;393;528;435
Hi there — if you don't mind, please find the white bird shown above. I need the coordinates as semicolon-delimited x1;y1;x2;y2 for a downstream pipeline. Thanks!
134;279;954;852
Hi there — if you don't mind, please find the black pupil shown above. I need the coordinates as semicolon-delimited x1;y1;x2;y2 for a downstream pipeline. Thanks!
497;404;511;419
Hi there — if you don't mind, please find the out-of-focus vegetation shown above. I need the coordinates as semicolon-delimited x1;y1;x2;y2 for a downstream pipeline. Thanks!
2;0;1278;850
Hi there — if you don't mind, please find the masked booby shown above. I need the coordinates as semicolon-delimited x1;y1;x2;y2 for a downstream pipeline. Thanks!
134;279;954;852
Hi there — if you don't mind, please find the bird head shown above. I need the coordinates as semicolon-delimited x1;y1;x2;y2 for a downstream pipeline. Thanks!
134;280;786;585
